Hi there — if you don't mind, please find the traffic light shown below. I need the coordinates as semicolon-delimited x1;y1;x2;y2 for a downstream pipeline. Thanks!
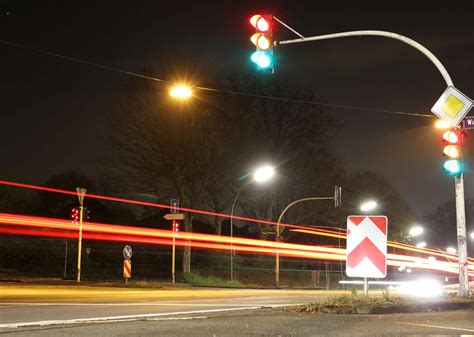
70;207;80;224
172;221;180;233
442;129;466;176
83;207;91;221
249;14;274;71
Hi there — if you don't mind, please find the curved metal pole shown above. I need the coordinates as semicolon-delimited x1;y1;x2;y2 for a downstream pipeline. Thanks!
229;184;248;282
278;30;453;87
275;197;334;287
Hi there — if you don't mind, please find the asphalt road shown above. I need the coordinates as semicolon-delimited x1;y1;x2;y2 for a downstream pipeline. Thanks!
0;284;348;328
1;284;473;336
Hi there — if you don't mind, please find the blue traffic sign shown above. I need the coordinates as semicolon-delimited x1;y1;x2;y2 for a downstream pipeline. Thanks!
123;245;132;260
463;116;474;129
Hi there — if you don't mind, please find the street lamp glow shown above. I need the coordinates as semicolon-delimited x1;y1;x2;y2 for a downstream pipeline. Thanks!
470;232;474;239
360;200;377;212
253;165;275;183
446;247;457;254
409;226;424;237
435;119;450;129
169;85;193;99
416;241;427;248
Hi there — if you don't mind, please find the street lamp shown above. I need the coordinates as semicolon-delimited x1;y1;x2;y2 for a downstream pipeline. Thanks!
169;84;192;99
416;241;427;248
435;119;450;129
360;200;377;212
229;164;275;282
409;226;424;237
446;247;457;254
470;232;474;240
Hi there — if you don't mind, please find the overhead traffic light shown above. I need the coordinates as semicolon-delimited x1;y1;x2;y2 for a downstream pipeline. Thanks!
441;129;466;176
249;14;274;71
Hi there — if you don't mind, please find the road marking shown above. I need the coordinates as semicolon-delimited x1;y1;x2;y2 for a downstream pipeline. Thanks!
398;322;474;333
0;302;304;307
0;303;296;328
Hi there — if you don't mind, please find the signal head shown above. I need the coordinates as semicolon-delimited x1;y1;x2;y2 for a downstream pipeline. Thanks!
442;130;463;144
443;159;462;175
250;14;272;32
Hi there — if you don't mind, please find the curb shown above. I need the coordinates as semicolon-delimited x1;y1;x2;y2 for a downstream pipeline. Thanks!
355;301;474;314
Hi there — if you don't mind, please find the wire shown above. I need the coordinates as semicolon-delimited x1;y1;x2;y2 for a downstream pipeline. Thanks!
0;39;434;118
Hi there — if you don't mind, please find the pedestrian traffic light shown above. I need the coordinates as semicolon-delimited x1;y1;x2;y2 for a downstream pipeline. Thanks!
70;207;80;224
442;129;466;176
83;207;91;221
249;14;274;71
172;221;180;233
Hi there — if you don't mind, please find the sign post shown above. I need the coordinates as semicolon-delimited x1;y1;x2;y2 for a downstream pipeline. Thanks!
346;216;388;297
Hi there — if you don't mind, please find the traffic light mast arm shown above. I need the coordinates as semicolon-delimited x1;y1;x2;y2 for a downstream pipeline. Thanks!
275;30;453;87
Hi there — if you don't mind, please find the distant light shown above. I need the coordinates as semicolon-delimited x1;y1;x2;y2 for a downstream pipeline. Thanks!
406;268;412;273
409;226;423;237
416;241;427;248
398;266;405;271
470;232;474;239
396;279;442;297
169;85;192;99
360;200;377;212
253;165;275;183
446;247;457;254
428;256;436;261
435;120;450;129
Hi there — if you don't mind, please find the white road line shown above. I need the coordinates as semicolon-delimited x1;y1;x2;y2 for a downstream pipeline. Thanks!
0;302;302;307
398;322;474;333
0;303;299;328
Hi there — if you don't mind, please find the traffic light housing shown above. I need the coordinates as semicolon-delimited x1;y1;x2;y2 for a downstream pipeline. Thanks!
70;207;80;224
172;221;180;233
442;129;466;176
249;14;274;71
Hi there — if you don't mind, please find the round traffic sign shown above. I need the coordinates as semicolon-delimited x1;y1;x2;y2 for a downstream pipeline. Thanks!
123;245;132;260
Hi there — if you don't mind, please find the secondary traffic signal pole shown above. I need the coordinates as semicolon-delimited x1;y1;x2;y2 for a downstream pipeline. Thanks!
272;27;469;296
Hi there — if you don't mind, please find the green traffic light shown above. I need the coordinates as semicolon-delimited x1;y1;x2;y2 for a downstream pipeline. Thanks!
443;159;462;175
250;51;272;69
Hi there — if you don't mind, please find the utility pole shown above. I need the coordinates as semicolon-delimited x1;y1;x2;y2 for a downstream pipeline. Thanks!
455;175;469;297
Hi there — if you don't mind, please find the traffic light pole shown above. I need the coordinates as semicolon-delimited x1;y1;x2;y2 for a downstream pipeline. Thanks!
275;191;340;288
77;205;83;283
455;174;469;297
274;26;470;297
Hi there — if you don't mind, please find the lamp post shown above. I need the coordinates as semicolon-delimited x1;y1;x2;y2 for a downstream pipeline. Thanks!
229;165;275;282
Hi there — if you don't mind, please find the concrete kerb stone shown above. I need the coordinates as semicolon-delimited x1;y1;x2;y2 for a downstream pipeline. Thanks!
355;300;474;314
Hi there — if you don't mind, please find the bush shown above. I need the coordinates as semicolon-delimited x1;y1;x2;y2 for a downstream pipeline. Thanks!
182;272;242;287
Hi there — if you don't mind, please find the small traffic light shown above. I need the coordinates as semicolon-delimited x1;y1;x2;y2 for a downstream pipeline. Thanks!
249;14;274;71
172;221;180;233
70;207;80;224
441;129;466;176
83;207;91;221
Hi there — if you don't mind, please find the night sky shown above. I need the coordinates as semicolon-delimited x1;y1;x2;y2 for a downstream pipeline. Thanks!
1;1;474;219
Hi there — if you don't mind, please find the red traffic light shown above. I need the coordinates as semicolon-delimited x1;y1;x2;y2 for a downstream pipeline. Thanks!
172;221;180;232
442;130;463;144
250;14;272;32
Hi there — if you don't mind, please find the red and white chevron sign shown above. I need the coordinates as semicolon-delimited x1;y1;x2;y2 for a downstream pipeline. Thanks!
346;216;387;278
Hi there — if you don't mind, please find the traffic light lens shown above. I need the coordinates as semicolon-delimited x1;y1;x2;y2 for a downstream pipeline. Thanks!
443;159;462;175
443;145;461;158
442;130;461;144
256;17;270;32
249;15;261;27
251;51;272;68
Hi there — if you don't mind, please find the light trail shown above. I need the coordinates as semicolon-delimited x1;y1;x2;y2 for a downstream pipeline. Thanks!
1;213;472;277
3;179;469;264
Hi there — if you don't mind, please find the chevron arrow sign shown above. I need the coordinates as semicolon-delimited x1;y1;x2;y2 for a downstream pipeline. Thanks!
346;216;387;278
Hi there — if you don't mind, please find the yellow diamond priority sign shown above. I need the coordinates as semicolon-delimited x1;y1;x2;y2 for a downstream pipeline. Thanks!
431;86;473;127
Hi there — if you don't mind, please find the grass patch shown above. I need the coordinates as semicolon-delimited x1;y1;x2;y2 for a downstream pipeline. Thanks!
182;272;243;287
295;293;406;314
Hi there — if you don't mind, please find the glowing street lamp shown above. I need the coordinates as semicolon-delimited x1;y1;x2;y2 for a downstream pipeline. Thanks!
470;232;474;240
360;200;377;212
409;226;424;237
253;165;275;183
230;164;276;282
169;84;192;99
435;119;451;129
446;247;457;254
416;241;427;248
